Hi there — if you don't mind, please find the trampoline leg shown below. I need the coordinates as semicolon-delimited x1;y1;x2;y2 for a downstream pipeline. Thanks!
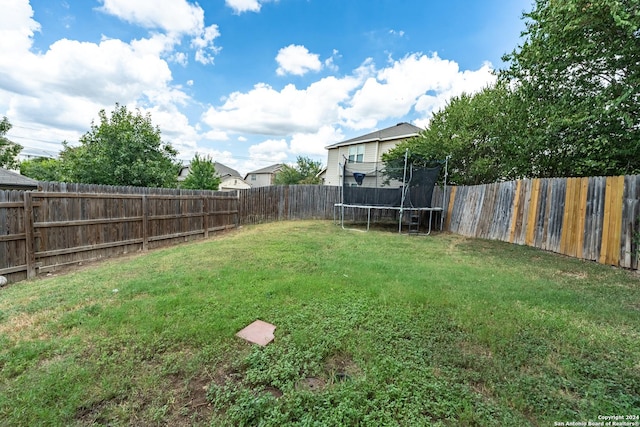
425;210;433;235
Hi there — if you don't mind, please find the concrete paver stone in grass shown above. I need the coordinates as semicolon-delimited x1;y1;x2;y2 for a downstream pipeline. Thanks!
236;320;276;346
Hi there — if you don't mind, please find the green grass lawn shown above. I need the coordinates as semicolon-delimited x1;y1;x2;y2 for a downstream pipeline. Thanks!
1;221;639;426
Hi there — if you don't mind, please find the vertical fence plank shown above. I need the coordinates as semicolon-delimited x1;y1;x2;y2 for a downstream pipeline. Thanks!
23;192;36;279
142;195;149;251
509;180;523;243
525;179;541;246
445;186;457;231
611;176;625;266
576;177;589;260
600;176;625;265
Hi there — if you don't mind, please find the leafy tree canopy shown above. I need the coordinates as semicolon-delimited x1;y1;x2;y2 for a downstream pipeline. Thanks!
181;154;221;190
60;104;180;187
500;0;640;177
383;83;520;186
19;157;64;182
275;156;323;185
0;117;23;169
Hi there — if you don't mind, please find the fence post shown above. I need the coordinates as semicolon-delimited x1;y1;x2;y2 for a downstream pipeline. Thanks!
23;192;36;279
235;191;241;228
142;195;149;251
203;196;209;238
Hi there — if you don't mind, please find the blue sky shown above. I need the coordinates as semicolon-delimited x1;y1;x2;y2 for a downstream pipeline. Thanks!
1;0;531;175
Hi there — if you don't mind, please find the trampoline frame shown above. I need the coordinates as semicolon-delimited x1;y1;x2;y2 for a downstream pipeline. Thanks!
336;152;449;234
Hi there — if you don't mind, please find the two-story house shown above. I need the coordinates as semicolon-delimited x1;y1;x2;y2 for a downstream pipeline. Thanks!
323;122;423;187
243;164;283;188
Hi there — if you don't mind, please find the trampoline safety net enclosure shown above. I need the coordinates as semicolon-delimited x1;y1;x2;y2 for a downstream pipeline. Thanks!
337;156;447;233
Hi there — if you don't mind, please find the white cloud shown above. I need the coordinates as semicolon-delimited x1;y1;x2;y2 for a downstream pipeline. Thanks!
341;53;496;129
225;0;267;14
201;74;362;135
324;50;341;73
250;139;289;159
98;0;204;34
0;0;40;55
202;130;230;141
276;44;322;76
242;139;289;173
170;51;189;66
191;25;222;65
413;61;496;124
290;125;344;156
99;0;221;65
203;53;493;140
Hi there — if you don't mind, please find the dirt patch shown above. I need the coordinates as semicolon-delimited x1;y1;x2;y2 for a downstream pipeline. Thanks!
163;373;214;426
558;270;588;280
76;398;122;426
459;341;493;360
295;377;325;392
324;352;360;385
469;379;494;400
264;385;283;398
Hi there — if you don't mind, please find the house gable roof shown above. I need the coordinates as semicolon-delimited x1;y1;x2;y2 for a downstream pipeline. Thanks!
244;163;283;176
0;168;39;190
212;162;242;179
325;122;423;149
179;161;242;179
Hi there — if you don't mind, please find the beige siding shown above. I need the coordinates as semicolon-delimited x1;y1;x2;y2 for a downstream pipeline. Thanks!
324;136;415;186
325;149;342;186
220;177;251;191
362;142;378;163
378;141;398;159
249;173;274;188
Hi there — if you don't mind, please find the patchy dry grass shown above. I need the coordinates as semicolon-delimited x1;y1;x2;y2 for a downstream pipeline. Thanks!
1;221;639;426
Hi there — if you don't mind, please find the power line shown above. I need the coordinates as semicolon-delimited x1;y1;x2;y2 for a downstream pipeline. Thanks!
8;134;68;144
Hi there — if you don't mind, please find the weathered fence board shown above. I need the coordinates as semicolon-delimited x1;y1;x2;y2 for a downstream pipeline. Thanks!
238;185;341;224
0;191;28;283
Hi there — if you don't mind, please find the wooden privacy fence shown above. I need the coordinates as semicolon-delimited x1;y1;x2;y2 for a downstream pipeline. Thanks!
445;175;640;269
0;184;239;284
238;185;341;224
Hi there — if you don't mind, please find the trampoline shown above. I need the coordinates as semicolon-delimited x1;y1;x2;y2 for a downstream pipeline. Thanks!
335;151;448;234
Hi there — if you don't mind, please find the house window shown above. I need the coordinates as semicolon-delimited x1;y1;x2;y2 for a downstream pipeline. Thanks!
348;145;364;163
251;174;256;181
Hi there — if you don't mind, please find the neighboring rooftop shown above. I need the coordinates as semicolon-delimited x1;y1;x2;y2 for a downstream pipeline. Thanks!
245;164;283;175
212;162;242;179
0;168;39;190
326;122;423;149
179;161;242;180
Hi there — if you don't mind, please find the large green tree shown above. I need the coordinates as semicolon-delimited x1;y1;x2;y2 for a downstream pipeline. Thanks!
60;104;180;187
275;156;323;185
383;83;523;185
501;0;640;177
19;157;64;182
181;154;221;190
0;117;22;169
